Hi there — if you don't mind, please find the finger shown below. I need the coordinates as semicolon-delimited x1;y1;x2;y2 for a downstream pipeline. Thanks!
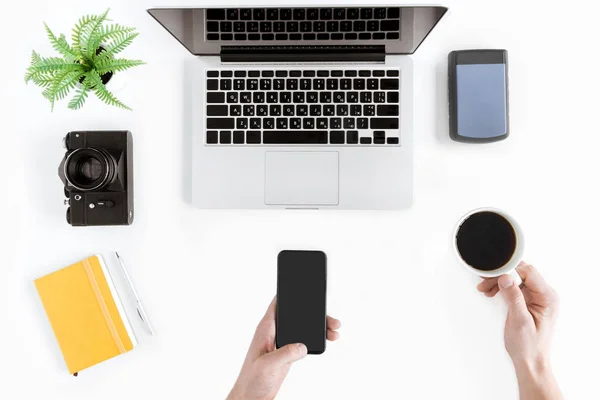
484;286;500;298
516;263;550;294
327;329;340;341
261;343;307;367
477;277;499;293
498;274;531;325
262;296;277;321
326;316;341;331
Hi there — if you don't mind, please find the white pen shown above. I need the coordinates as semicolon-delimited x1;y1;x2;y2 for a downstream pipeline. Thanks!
115;252;154;336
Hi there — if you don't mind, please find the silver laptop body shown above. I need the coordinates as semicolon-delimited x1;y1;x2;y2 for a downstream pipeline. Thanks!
148;6;447;209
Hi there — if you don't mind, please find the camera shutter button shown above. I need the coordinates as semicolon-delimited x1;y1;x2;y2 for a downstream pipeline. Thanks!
97;200;115;208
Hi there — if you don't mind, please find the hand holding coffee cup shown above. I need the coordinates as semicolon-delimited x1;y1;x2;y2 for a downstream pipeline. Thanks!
454;208;523;286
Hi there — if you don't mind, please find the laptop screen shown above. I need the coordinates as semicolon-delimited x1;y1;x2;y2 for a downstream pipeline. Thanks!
148;6;447;56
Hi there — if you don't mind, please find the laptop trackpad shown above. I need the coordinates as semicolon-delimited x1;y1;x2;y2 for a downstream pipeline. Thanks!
265;152;339;206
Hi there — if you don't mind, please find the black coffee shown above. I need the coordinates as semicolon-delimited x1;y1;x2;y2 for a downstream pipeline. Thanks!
456;211;517;271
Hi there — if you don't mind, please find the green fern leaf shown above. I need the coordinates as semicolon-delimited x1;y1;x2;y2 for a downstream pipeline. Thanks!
42;69;82;110
72;14;100;54
92;25;137;60
44;23;76;60
95;58;144;75
25;51;43;82
68;85;90;110
31;74;56;88
84;9;110;60
85;70;131;110
30;57;80;73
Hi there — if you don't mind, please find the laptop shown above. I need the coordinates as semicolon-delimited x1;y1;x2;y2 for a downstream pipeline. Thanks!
148;6;447;209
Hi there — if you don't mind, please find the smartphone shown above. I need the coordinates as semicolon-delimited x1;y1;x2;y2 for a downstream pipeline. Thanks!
448;49;509;143
276;250;327;354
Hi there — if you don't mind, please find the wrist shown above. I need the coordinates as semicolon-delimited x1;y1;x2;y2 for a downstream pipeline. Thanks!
513;356;553;380
227;384;245;400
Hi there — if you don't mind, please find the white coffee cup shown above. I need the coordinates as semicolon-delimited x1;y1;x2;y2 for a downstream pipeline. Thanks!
453;207;524;286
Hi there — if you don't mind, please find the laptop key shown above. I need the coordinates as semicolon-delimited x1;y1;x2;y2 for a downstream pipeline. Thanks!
230;105;242;116
317;118;328;129
370;118;399;129
207;9;226;20
290;118;301;128
381;78;400;90
293;9;305;20
387;91;399;102
207;118;234;129
360;92;371;103
246;131;261;144
233;131;245;144
207;79;218;90
220;131;232;144
360;9;373;19
381;20;400;31
249;34;260;40
374;8;387;19
374;131;385;144
250;118;261;129
357;118;368;129
267;9;278;20
234;22;245;32
240;9;252;20
360;137;372;144
253;9;265;20
343;118;355;129
257;105;268;116
327;21;339;32
373;33;385;40
264;118;275;129
387;137;400;145
303;118;315;129
207;22;219;32
347;130;359;144
207;70;219;77
280;8;292;20
220;79;232;90
207;92;225;103
207;105;228;116
276;118;288;129
220;21;232;32
283;105;295;116
263;131;328;144
314;21;325;32
243;105;255;116
234;33;247;41
347;8;359;19
317;33;329;40
260;22;272;32
206;131;218;143
226;92;238;103
221;34;233;40
333;8;345;19
367;21;379;32
330;118;342;129
307;8;319;20
247;22;259;32
377;105;399;116
364;105;375;116
226;9;238;20
359;33;371;40
387;32;400;40
388;8;401;19
331;131;345;144
345;33;358;40
290;34;302;40
320;8;333;20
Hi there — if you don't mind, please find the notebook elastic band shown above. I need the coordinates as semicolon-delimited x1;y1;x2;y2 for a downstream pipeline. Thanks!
83;258;126;354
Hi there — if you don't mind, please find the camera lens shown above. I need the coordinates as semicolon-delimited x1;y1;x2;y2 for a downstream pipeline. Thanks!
63;148;118;191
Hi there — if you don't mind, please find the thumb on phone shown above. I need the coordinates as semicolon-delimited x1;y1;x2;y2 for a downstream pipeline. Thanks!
262;343;308;367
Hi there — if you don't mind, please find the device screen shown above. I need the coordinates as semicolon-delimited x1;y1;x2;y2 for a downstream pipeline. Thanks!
456;63;507;139
276;250;327;354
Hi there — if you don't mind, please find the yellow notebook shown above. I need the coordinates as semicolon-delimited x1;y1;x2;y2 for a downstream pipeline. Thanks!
34;255;137;374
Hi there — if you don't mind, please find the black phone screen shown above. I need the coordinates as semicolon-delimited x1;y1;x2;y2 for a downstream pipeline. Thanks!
276;250;327;354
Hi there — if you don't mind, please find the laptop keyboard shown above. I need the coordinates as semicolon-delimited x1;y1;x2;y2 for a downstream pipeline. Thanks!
205;8;401;41
205;69;401;146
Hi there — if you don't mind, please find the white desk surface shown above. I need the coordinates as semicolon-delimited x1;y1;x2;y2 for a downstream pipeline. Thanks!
1;0;599;399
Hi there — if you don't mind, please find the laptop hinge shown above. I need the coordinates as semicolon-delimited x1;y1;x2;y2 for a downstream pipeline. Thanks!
220;45;385;63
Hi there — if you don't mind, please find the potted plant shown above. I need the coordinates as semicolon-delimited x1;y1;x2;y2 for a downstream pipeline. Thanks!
25;9;144;110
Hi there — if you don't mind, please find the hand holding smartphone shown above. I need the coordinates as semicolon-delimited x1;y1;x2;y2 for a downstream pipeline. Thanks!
276;250;327;354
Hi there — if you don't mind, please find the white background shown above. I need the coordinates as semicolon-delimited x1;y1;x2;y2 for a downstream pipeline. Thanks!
1;0;599;399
